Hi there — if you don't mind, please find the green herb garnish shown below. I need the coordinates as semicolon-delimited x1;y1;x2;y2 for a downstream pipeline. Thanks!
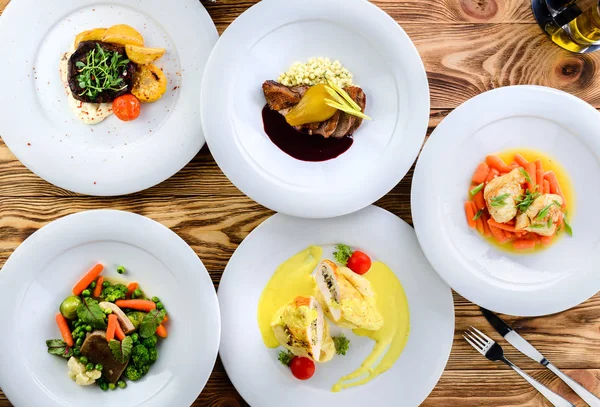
76;43;130;100
516;191;540;213
547;217;553;228
519;168;532;185
333;244;353;266
490;193;511;208
278;350;294;366
333;334;350;356
76;297;107;329
46;339;73;359
473;210;484;221
536;202;557;220
109;336;133;363
528;223;546;229
470;183;484;197
563;213;573;237
139;309;166;338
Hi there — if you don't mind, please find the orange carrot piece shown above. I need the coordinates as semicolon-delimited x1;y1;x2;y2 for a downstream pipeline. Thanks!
472;162;490;184
489;225;507;244
505;218;516;226
73;264;103;296
93;276;104;298
513;154;529;167
115;299;156;312
487;218;516;232
474;191;485;211
156;324;168;338
486;155;512;173
513;239;536;250
126;282;138;297
525;162;537;192
540;236;554;245
485;168;500;184
465;202;476;228
481;213;492;237
114;320;126;341
106;314;118;342
55;313;74;347
162;314;169;323
542;179;550;195
476;216;484;234
544;171;565;207
535;159;544;190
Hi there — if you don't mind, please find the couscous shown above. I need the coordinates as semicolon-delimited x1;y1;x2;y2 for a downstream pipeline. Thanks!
277;57;354;88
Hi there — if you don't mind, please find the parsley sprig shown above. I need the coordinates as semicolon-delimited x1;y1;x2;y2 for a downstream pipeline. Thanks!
75;44;130;100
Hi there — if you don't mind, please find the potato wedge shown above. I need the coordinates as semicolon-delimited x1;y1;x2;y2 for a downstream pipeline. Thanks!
125;45;166;65
102;24;144;47
131;64;167;103
74;28;107;48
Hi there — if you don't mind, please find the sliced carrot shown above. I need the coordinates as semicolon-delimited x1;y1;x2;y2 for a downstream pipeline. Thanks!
156;324;168;338
476;216;484;234
525;162;537;192
544;171;565;207
540;236;554;245
55;313;74;347
489;225;508;244
505;218;516;226
485;168;500;184
93;276;103;298
474;190;486;211
114;320;126;341
481;213;492;237
487;218;516;232
486;155;512;173
126;282;138;297
162;314;169;323
513;154;529;167
543;179;550;195
73;264;104;296
115;299;156;312
465;202;476;229
106;314;118;342
535;159;544;191
513;239;536;250
472;162;490;184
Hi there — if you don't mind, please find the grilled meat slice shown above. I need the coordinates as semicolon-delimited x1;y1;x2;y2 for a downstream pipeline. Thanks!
262;80;306;111
68;41;136;103
345;86;367;136
80;331;129;384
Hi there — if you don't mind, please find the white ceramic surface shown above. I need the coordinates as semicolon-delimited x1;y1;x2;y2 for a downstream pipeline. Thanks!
0;210;220;407
201;0;430;218
218;206;454;407
0;0;217;195
412;85;600;316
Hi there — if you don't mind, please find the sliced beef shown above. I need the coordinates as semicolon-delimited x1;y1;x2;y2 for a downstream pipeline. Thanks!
80;330;129;384
68;41;136;103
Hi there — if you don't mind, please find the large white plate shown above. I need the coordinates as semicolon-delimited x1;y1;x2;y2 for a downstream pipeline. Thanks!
201;0;429;218
218;206;454;407
0;210;220;407
412;86;600;316
0;0;217;195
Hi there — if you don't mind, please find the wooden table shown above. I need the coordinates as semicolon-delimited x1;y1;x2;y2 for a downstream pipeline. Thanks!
1;0;600;405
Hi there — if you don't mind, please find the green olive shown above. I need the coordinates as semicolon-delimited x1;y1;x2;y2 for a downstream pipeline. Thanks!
59;296;82;320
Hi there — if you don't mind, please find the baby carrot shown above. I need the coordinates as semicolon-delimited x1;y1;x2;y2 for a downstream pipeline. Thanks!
487;218;516;232
474;190;486;211
540;236;554;245
525;162;537;192
465;202;476;228
55;313;74;347
485;168;500;184
476;216;484;234
115;299;156;312
513;239;536;250
126;282;138;297
513;154;529;167
544;171;565;207
114;320;126;341
489;225;508;244
106;314;118;342
486;155;511;173
156;324;168;338
481;213;492;237
472;162;490;184
73;264;103;296
93;276;103;298
535;159;544;190
543;179;550;195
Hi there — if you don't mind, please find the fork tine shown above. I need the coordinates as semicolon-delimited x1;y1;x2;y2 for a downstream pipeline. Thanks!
463;335;484;355
465;330;486;348
471;326;493;343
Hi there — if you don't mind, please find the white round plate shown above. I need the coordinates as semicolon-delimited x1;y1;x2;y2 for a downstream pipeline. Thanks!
0;0;217;195
218;206;454;407
0;210;220;407
412;85;600;316
201;0;429;218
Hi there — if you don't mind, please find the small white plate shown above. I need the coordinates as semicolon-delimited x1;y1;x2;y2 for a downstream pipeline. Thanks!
0;0;217;195
218;206;454;407
201;0;429;218
412;85;600;316
0;210;220;407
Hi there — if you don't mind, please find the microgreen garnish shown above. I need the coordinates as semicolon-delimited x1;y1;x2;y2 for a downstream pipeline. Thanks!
515;191;540;213
324;79;371;120
76;44;130;100
470;183;484;197
519;168;532;185
473;210;483;221
490;193;511;207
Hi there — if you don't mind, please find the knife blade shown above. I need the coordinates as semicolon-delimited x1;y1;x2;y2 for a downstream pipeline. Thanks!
481;307;600;407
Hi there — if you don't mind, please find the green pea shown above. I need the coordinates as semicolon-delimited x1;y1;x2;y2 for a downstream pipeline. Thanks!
156;302;164;310
117;380;126;389
76;337;83;346
79;356;88;364
134;289;143;297
117;266;126;274
90;281;96;289
73;347;81;356
82;289;91;297
72;326;81;334
99;382;108;391
79;331;86;338
103;308;113;315
95;364;103;371
131;333;139;343
102;281;110;288
108;383;116;390
86;363;94;371
85;325;92;332
151;296;159;303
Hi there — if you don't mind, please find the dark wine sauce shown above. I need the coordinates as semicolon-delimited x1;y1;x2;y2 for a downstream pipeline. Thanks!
262;105;353;162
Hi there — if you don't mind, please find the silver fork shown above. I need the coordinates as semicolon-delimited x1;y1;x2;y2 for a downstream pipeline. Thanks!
464;327;575;407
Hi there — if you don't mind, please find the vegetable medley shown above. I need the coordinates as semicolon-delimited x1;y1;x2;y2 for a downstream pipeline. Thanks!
46;263;169;391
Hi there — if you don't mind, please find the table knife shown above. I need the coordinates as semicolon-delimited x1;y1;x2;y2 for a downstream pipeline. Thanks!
481;307;600;407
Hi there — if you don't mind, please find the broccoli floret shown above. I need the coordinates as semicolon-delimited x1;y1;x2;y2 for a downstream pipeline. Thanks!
101;284;128;302
126;311;146;330
148;347;158;364
140;335;157;349
131;344;150;367
124;364;149;381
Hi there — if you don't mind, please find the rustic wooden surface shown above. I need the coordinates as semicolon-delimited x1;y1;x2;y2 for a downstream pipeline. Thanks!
1;0;600;406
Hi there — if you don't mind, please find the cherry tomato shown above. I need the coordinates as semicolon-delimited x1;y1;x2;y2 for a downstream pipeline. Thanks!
112;94;141;121
347;251;371;275
290;357;315;380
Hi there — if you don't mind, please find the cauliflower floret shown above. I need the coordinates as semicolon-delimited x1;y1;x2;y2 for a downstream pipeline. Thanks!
67;357;101;386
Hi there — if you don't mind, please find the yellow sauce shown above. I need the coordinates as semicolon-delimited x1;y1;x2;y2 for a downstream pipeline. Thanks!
475;149;575;254
258;247;410;392
332;262;410;392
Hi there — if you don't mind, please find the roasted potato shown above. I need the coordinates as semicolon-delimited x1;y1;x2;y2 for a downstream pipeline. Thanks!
125;45;166;65
102;24;144;47
74;28;107;48
131;64;167;103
